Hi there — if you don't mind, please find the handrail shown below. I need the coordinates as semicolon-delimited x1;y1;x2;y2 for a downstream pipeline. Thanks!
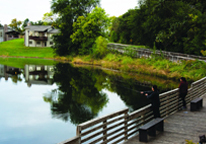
59;76;206;144
59;45;206;144
107;43;206;61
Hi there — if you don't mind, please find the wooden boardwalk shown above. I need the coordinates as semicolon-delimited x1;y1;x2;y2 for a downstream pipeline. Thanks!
123;94;206;144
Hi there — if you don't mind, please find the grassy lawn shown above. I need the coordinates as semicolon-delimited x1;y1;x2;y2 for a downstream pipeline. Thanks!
0;38;54;58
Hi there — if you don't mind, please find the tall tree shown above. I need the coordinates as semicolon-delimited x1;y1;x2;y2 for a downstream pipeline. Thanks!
109;0;206;55
51;0;100;56
21;18;29;31
42;11;58;26
70;7;111;55
9;18;22;32
30;20;44;25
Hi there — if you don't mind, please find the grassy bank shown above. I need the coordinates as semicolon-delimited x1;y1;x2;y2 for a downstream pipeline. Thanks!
0;57;57;68
1;38;205;82
0;39;54;58
68;54;206;82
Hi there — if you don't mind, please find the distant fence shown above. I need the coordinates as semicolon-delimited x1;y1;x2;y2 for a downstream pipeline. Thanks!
107;43;206;62
59;76;206;144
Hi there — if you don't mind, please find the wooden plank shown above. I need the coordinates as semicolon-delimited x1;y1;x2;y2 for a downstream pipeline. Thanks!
78;108;128;129
104;130;126;143
128;104;151;120
122;94;206;144
58;136;80;144
81;114;127;137
81;120;126;143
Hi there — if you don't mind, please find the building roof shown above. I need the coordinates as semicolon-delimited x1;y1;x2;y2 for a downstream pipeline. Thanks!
25;26;51;32
5;30;20;34
48;28;60;34
25;25;59;33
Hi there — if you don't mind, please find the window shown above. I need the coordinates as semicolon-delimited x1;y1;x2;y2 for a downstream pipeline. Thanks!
36;67;41;71
29;41;32;44
37;41;40;45
0;32;2;37
50;42;53;45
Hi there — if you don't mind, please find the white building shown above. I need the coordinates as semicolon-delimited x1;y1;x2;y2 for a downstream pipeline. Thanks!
24;25;59;47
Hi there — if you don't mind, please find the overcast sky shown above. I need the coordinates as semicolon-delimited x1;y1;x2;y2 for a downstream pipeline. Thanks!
0;0;139;25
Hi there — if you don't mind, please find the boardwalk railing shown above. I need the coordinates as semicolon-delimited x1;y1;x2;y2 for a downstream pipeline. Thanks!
59;77;206;144
107;43;206;62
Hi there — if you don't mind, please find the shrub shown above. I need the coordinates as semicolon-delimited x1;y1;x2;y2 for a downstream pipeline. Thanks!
92;36;109;59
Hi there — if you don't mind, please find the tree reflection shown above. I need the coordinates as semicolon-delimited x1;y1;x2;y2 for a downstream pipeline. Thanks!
44;63;108;125
108;77;150;111
44;63;179;124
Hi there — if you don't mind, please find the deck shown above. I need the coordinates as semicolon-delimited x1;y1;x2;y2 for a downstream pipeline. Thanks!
123;94;206;144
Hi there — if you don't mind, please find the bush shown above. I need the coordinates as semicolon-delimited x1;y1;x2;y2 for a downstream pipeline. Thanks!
92;36;109;59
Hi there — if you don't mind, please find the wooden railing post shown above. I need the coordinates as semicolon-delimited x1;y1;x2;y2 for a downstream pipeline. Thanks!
76;126;81;144
166;94;169;116
124;112;128;141
103;119;107;142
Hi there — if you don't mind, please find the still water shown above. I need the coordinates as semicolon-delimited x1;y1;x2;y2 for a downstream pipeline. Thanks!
0;61;179;144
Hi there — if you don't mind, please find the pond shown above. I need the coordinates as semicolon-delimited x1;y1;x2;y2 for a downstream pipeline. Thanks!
0;59;180;144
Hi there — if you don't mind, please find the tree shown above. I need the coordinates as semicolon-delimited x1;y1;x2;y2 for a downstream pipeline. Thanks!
21;18;29;31
109;16;120;42
42;11;58;26
109;0;206;55
30;20;44;25
70;7;111;55
51;0;100;56
9;18;22;32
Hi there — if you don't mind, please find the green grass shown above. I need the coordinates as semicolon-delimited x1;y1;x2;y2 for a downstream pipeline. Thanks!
0;39;54;58
0;57;57;68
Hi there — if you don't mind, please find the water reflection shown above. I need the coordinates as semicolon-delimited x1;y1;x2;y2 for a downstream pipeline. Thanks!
24;65;54;87
0;62;179;125
0;65;22;82
43;63;109;125
0;61;181;143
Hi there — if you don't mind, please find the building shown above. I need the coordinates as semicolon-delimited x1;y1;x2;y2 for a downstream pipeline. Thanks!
24;25;59;47
0;64;21;81
0;27;4;43
0;25;20;43
24;64;54;87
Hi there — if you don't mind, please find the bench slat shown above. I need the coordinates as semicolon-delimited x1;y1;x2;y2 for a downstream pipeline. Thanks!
191;97;202;103
139;118;163;130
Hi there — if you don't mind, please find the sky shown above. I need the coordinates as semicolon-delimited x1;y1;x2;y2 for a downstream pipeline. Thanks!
0;0;139;25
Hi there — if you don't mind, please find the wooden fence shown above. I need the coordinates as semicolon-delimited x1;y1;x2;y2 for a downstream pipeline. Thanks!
107;43;206;62
59;76;206;144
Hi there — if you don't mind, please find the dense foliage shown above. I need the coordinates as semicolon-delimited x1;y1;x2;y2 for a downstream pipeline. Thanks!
51;0;100;56
109;0;206;55
8;18;22;33
70;7;110;55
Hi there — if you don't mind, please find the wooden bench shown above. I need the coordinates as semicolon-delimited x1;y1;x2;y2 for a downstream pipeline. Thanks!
190;97;203;111
139;118;164;142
